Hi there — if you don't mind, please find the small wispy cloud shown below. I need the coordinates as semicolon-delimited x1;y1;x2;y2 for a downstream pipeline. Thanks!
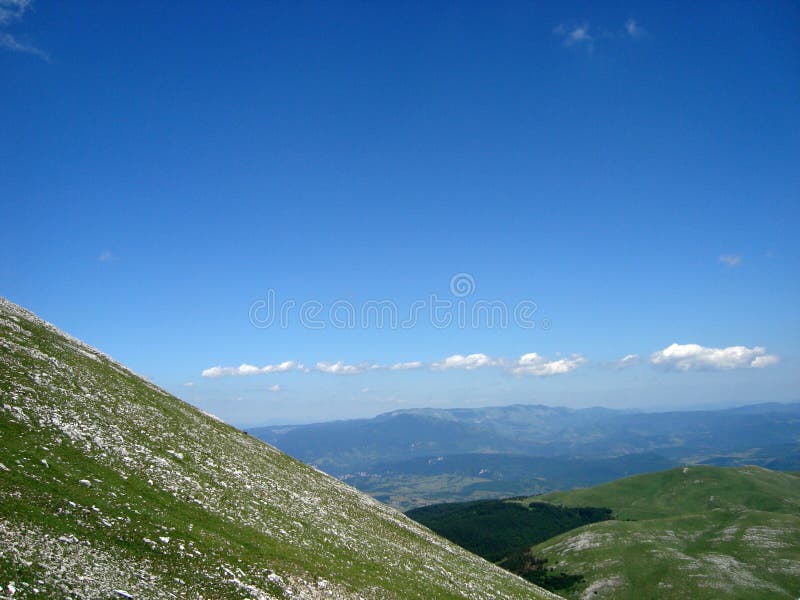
555;19;646;52
613;354;640;369
625;19;645;39
719;254;742;268
650;343;779;372
431;353;501;371
182;382;194;387
315;361;365;375
554;23;593;49
268;384;281;392
0;32;46;59
201;361;304;378
0;0;47;60
509;353;586;376
315;360;425;374
387;361;424;371
97;250;117;263
0;0;31;25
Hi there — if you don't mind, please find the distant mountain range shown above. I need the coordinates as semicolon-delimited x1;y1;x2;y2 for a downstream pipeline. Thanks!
252;402;800;509
0;297;556;599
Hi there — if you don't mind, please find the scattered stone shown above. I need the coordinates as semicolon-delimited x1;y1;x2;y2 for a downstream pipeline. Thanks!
58;534;79;544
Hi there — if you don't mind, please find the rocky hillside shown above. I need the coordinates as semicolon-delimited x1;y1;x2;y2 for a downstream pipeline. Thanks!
0;297;558;600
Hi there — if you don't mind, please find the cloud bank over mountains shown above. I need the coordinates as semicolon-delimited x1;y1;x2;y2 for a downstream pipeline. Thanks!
201;343;778;379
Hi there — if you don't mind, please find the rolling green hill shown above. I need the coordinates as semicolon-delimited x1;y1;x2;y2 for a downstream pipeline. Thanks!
522;466;800;599
0;297;559;599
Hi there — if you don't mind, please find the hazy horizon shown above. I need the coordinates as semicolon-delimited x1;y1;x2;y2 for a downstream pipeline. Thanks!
232;398;800;429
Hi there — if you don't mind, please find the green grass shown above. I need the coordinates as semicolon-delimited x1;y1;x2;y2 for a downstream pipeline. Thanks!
531;464;800;519
0;297;559;599
518;466;800;599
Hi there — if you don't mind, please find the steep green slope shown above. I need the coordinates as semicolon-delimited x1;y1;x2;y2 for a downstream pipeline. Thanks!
522;466;800;599
0;297;559;600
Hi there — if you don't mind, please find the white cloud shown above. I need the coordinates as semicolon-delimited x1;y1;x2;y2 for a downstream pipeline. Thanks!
315;360;365;375
556;19;647;52
509;353;586;376
614;354;640;369
202;366;236;378
204;358;422;377
0;32;45;58
0;1;48;60
751;355;780;368
625;19;645;38
268;384;281;392
182;382;194;387
201;361;302;378
314;352;586;375
650;343;779;372
719;254;742;267
431;352;584;376
203;352;585;378
387;361;424;371
555;23;592;48
432;353;501;370
98;250;116;262
0;0;31;25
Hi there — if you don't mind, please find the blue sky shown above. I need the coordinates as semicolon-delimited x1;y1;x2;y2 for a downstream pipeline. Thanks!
1;1;798;425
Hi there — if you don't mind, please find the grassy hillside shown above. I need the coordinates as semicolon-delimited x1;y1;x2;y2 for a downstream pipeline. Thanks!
0;297;559;600
522;466;800;599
